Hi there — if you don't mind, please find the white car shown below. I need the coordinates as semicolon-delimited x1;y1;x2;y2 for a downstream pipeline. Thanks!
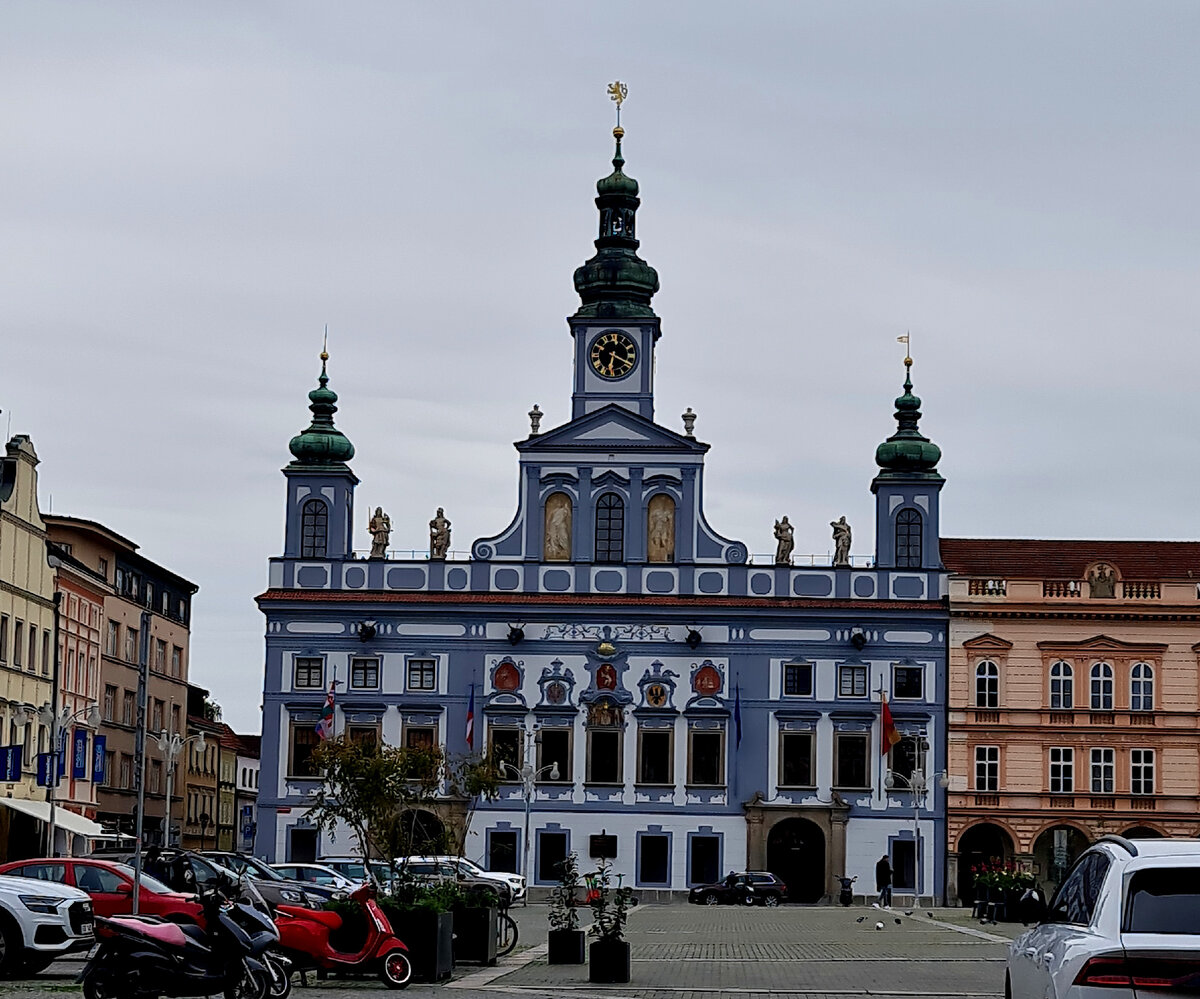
399;855;525;902
271;862;356;891
0;873;94;975
1006;835;1200;998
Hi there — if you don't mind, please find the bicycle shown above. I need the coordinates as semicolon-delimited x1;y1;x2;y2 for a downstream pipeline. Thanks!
496;909;519;957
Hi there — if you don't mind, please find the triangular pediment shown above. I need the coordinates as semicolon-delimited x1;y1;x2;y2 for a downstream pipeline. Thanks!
961;633;1014;652
516;404;709;454
1037;634;1168;654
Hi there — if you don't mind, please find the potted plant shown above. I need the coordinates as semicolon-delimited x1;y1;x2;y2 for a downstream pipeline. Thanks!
452;882;500;966
380;876;456;982
587;860;633;983
548;852;585;964
971;860;1037;921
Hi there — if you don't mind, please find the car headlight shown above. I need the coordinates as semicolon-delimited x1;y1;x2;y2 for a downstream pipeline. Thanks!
19;894;62;914
279;890;303;902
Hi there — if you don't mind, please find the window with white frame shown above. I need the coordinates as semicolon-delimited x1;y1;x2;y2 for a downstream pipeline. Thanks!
1050;661;1073;709
406;658;437;691
838;664;867;698
293;657;324;689
975;661;999;708
1090;747;1115;793
974;745;999;792
351;657;380;690
892;664;923;700
1130;663;1154;712
1090;662;1113;710
1131;748;1155;795
1049;747;1074;793
783;662;813;697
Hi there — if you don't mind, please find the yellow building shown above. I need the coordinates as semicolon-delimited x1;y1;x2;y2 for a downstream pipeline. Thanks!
0;436;57;859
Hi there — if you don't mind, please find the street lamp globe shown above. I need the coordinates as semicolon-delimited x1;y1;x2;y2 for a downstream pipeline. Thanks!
549;762;560;781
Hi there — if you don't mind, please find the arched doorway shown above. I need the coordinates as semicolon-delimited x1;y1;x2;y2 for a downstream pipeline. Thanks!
1121;826;1163;839
1031;825;1088;898
956;823;1014;907
395;809;446;856
766;818;825;903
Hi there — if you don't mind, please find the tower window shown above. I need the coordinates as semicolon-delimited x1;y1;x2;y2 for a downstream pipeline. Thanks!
301;499;328;558
895;509;923;568
594;493;625;563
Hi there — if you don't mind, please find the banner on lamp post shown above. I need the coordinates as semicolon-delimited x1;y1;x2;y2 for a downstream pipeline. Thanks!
72;729;88;780
92;735;107;784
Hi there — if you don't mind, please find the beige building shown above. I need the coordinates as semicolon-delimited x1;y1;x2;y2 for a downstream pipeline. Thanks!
944;539;1200;906
0;436;57;859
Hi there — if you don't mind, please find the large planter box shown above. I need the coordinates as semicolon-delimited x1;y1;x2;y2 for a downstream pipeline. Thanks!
589;938;631;983
548;928;586;965
453;906;498;965
390;910;453;982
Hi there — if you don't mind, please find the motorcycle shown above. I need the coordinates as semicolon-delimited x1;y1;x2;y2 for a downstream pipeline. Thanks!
274;881;411;989
77;873;278;999
836;875;857;907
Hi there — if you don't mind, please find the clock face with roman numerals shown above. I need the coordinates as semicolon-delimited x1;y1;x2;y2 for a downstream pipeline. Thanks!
590;330;637;379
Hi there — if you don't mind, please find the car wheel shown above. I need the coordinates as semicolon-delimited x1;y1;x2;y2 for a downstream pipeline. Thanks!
0;915;22;978
740;894;756;906
703;893;720;906
763;894;780;908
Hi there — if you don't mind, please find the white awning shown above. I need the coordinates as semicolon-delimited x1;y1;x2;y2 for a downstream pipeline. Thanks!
0;797;107;838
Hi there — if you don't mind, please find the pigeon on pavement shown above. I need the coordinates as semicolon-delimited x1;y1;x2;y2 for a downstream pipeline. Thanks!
856;916;865;923
894;918;902;924
904;910;913;916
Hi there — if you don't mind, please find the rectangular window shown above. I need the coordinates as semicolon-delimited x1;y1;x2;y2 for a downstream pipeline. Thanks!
13;621;23;667
538;728;571;782
122;691;135;727
892;840;916;892
104;751;115;788
406;658;436;691
974;745;999;792
587;729;621;784
171;646;183;677
537;831;568;883
151;699;164;734
293;658;324;689
349;725;382;752
289;724;320;777
893;665;923;700
103;685;116;722
105;620;118;657
0;614;7;662
150;759;162;794
144;582;154;610
690;835;721;886
98;557;108;579
172;705;181;735
637;729;672;785
28;626;37;672
41;631;49;675
890;736;919;783
1049;747;1074;794
834;733;869;788
489;831;519;875
779;732;814;787
1091;748;1115;794
125;627;138;663
783;662;813;697
154;639;166;672
838;664;867;698
490;728;522;775
688;730;724;786
350;658;380;690
119;754;132;790
1131;749;1155;795
638;834;670;886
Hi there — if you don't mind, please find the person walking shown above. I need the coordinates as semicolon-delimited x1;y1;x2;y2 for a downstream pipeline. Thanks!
875;853;893;908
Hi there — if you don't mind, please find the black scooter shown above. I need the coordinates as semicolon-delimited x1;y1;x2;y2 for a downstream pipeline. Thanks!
77;874;278;999
836;875;857;906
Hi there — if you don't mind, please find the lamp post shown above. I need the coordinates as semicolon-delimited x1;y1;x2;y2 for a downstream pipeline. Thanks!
155;729;206;849
500;752;559;904
14;701;102;858
884;762;949;904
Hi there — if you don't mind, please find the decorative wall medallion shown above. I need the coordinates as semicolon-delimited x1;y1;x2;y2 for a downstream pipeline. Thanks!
646;683;667;708
494;662;521;693
1088;563;1117;599
693;663;722;696
546;681;567;705
597;640;617;657
597;663;617;690
588;698;623;727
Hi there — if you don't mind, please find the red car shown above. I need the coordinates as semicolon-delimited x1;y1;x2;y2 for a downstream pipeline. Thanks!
0;859;204;924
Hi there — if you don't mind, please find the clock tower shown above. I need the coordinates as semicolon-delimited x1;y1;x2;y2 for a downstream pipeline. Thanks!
569;120;661;421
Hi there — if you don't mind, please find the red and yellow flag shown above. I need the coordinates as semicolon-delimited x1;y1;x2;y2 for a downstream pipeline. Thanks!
881;693;902;756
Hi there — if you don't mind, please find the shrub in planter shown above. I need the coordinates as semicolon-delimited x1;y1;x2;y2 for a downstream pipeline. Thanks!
548;852;585;965
380;878;457;982
587;860;633;983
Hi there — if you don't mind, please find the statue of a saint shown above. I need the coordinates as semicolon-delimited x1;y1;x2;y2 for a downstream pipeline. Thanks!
544;493;572;561
429;507;451;560
831;516;852;567
774;517;794;566
647;494;675;562
368;507;391;560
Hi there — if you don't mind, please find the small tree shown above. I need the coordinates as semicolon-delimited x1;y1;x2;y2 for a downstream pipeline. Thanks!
549;852;582;931
442;753;503;860
588;860;633;941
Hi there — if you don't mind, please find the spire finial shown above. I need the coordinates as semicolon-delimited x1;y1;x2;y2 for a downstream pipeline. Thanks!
896;332;912;390
320;325;330;384
607;80;628;168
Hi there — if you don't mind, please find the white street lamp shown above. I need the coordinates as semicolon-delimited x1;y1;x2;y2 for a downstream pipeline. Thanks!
156;729;207;849
501;741;560;905
883;766;950;904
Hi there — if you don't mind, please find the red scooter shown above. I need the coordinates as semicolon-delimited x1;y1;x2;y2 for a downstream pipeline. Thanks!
274;883;411;989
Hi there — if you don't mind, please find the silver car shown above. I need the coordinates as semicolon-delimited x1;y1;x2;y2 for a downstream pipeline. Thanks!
1006;835;1200;997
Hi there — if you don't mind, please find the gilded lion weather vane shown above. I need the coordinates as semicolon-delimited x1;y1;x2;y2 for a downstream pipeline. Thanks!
607;80;628;127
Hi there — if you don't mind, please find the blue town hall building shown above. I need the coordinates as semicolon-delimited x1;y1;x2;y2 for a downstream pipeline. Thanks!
256;125;950;903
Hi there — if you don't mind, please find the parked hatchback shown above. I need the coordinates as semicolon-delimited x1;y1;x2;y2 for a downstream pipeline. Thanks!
1007;835;1200;997
688;871;788;907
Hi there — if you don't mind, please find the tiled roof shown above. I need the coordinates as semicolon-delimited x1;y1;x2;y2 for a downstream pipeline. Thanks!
940;538;1200;581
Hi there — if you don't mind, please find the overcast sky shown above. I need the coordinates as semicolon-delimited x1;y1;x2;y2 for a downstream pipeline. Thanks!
4;3;1198;731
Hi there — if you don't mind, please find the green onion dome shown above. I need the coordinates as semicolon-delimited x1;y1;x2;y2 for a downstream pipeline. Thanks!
288;352;355;467
875;359;941;474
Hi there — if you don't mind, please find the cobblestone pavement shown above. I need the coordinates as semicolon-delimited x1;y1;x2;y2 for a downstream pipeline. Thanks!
4;904;1016;999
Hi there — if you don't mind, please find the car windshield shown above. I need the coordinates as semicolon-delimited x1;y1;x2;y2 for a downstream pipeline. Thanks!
457;859;485;876
1125;868;1200;934
369;863;393;882
236;856;286;881
111;864;173;895
334;862;367;880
